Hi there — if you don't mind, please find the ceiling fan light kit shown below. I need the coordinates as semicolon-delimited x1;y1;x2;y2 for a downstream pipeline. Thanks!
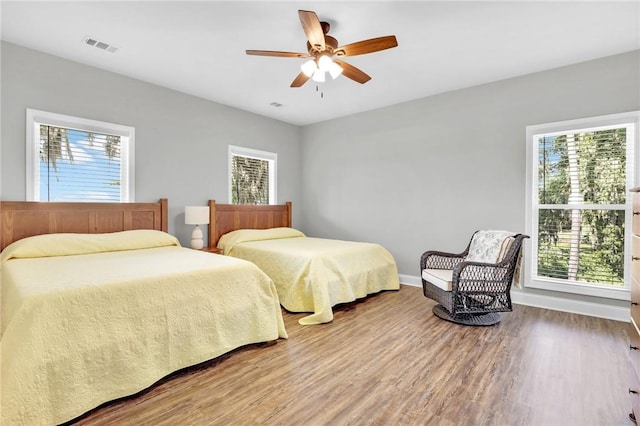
301;56;343;82
246;9;398;88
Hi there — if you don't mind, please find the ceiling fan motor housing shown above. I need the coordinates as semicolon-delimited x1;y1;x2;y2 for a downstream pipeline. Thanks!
307;35;339;57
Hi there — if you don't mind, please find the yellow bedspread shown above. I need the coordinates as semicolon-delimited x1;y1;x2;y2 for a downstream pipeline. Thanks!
1;231;286;425
219;228;399;325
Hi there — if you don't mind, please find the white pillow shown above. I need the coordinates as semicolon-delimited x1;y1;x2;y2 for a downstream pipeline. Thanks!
465;230;515;263
217;227;305;255
1;230;180;264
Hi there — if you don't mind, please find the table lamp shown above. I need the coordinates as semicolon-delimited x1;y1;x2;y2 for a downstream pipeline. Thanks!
185;206;209;249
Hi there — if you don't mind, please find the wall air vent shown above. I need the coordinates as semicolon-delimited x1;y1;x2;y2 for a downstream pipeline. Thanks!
83;36;118;53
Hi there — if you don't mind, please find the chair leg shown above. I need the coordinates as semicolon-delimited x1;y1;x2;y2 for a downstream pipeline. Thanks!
432;304;501;326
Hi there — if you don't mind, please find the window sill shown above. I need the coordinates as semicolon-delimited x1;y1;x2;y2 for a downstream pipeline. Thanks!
527;277;630;301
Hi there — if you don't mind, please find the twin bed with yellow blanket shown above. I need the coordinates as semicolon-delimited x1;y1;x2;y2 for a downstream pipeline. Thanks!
209;201;400;325
0;200;286;425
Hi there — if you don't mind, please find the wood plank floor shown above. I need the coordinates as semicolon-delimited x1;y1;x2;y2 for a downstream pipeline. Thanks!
71;285;630;426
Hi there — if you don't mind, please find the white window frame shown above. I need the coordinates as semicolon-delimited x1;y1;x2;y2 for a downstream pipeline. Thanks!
26;109;135;202
228;145;277;205
525;111;640;300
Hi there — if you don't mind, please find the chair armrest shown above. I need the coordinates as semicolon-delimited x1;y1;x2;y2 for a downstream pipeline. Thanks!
421;250;466;270
452;260;510;293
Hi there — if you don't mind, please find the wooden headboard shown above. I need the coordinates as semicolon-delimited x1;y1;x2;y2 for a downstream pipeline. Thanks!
208;200;292;248
0;199;168;251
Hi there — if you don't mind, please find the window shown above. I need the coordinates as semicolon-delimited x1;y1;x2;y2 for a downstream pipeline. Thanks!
228;145;276;205
26;109;134;202
525;111;639;300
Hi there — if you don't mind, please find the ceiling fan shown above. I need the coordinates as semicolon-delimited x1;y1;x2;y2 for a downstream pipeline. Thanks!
246;10;398;88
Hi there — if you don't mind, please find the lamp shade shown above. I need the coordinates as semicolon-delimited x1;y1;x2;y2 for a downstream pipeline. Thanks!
317;55;332;72
185;206;210;225
328;61;343;79
301;59;317;77
311;69;325;82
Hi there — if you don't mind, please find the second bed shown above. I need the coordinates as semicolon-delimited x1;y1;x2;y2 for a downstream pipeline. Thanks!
208;201;400;325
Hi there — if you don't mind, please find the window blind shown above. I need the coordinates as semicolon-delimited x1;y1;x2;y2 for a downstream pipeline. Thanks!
39;125;123;202
538;129;627;205
231;154;270;205
536;127;627;286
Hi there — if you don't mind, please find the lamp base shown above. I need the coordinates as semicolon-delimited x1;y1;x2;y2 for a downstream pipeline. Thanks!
190;225;204;250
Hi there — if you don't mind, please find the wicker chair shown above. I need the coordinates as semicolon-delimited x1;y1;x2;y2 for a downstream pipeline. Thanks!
420;231;529;326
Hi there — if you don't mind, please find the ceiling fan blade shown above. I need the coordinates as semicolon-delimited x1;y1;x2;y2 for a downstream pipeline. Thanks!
290;72;310;88
246;50;310;58
335;36;398;57
298;10;325;51
333;59;371;84
333;60;371;84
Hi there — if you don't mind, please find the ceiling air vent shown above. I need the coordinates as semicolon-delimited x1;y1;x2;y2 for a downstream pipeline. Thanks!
84;36;118;53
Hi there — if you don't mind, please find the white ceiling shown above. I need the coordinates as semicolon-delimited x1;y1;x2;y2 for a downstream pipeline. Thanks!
2;1;639;126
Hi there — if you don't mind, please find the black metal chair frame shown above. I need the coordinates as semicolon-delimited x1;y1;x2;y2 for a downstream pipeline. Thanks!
420;232;529;326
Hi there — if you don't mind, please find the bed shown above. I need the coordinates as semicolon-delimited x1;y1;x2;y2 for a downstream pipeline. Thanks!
208;200;400;325
0;199;287;426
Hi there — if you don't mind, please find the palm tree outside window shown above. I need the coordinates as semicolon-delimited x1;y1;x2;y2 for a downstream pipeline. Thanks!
26;109;135;202
228;145;277;205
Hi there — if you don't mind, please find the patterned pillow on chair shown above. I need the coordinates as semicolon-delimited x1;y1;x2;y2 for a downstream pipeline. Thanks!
466;230;515;263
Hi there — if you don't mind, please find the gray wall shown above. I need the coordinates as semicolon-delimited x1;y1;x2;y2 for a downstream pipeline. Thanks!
1;42;302;246
300;50;640;307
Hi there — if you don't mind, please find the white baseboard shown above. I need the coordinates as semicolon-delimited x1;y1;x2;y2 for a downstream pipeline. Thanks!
399;274;629;322
399;274;422;287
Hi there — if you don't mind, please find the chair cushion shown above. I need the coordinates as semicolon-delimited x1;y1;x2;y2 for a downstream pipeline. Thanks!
422;268;453;291
466;230;515;263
